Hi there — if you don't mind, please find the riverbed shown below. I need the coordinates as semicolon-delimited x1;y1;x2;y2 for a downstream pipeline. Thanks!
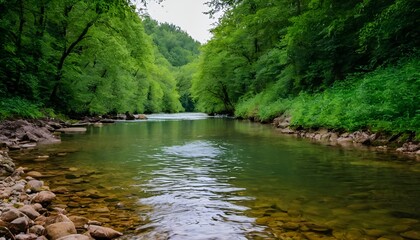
10;113;420;239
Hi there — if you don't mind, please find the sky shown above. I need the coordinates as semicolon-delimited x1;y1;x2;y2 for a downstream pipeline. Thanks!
140;0;221;43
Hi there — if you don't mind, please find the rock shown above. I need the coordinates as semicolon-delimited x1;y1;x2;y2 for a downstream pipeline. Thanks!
353;131;371;144
392;225;410;233
125;112;135;120
18;205;40;220
56;234;91;240
55;128;87;133
0;151;16;174
46;222;77;240
27;171;43;178
26;179;44;192
87;225;123;239
365;229;387;237
305;223;331;232
46;214;72;225
99;119;115;124
10;216;30;233
32;191;56;205
29;225;46;235
137;114;148;120
282;222;300;230
281;128;295;134
14;233;38;240
1;208;25;222
401;231;420;240
68;216;89;229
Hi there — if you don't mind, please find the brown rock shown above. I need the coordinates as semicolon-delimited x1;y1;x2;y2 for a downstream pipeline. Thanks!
46;214;72;225
27;171;43;178
29;225;46;235
32;190;56;205
88;225;123;239
282;222;300;230
46;222;77;240
10;216;30;233
19;205;40;220
27;179;44;192
14;233;38;240
1;208;25;222
56;234;91;240
69;216;89;229
401;231;420;240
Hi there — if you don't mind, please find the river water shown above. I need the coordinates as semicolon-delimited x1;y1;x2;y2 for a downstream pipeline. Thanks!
12;113;420;239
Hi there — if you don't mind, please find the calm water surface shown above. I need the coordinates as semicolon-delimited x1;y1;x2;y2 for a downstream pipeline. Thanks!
13;113;420;239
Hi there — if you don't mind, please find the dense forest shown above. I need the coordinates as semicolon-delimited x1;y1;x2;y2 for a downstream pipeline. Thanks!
0;0;199;118
192;0;419;135
0;0;419;136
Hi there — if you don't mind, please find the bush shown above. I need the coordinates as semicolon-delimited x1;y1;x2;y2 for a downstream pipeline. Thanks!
235;58;419;134
0;97;43;120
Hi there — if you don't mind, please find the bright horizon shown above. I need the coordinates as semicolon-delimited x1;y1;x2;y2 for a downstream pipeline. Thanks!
138;0;221;43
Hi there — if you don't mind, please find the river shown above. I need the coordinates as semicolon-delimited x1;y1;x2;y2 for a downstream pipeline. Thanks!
11;113;420;239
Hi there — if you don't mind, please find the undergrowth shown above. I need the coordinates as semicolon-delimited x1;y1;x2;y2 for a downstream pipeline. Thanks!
235;58;420;134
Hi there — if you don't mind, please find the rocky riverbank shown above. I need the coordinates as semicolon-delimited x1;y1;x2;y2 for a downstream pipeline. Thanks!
0;151;124;240
272;116;420;158
0;119;136;240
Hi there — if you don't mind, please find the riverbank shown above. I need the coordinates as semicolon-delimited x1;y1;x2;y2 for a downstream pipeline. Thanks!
0;119;129;240
0;151;124;240
272;115;420;158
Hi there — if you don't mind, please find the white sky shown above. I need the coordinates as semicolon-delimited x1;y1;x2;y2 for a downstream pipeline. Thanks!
140;0;220;43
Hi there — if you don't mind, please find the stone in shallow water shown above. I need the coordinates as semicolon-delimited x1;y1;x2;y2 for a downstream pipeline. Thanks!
87;225;123;239
56;234;90;240
26;179;44;192
392;224;410;233
282;222;300;230
26;171;43;178
32;191;56;205
401;231;420;240
46;221;77;240
68;216;89;229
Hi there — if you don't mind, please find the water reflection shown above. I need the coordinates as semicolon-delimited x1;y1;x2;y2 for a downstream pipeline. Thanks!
135;141;266;239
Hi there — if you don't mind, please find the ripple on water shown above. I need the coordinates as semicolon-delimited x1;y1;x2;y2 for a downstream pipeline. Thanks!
135;141;267;239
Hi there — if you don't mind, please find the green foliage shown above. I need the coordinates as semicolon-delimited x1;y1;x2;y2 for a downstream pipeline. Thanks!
0;0;199;117
0;97;43;120
236;58;419;133
240;58;420;133
143;17;201;67
197;0;419;134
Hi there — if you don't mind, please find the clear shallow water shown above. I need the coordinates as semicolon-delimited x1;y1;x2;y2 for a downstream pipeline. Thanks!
12;114;420;239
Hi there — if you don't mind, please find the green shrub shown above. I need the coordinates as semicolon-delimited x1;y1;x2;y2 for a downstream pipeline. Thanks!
0;97;43;120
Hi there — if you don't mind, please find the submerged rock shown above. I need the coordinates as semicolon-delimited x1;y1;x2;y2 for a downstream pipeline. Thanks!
87;225;123;239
